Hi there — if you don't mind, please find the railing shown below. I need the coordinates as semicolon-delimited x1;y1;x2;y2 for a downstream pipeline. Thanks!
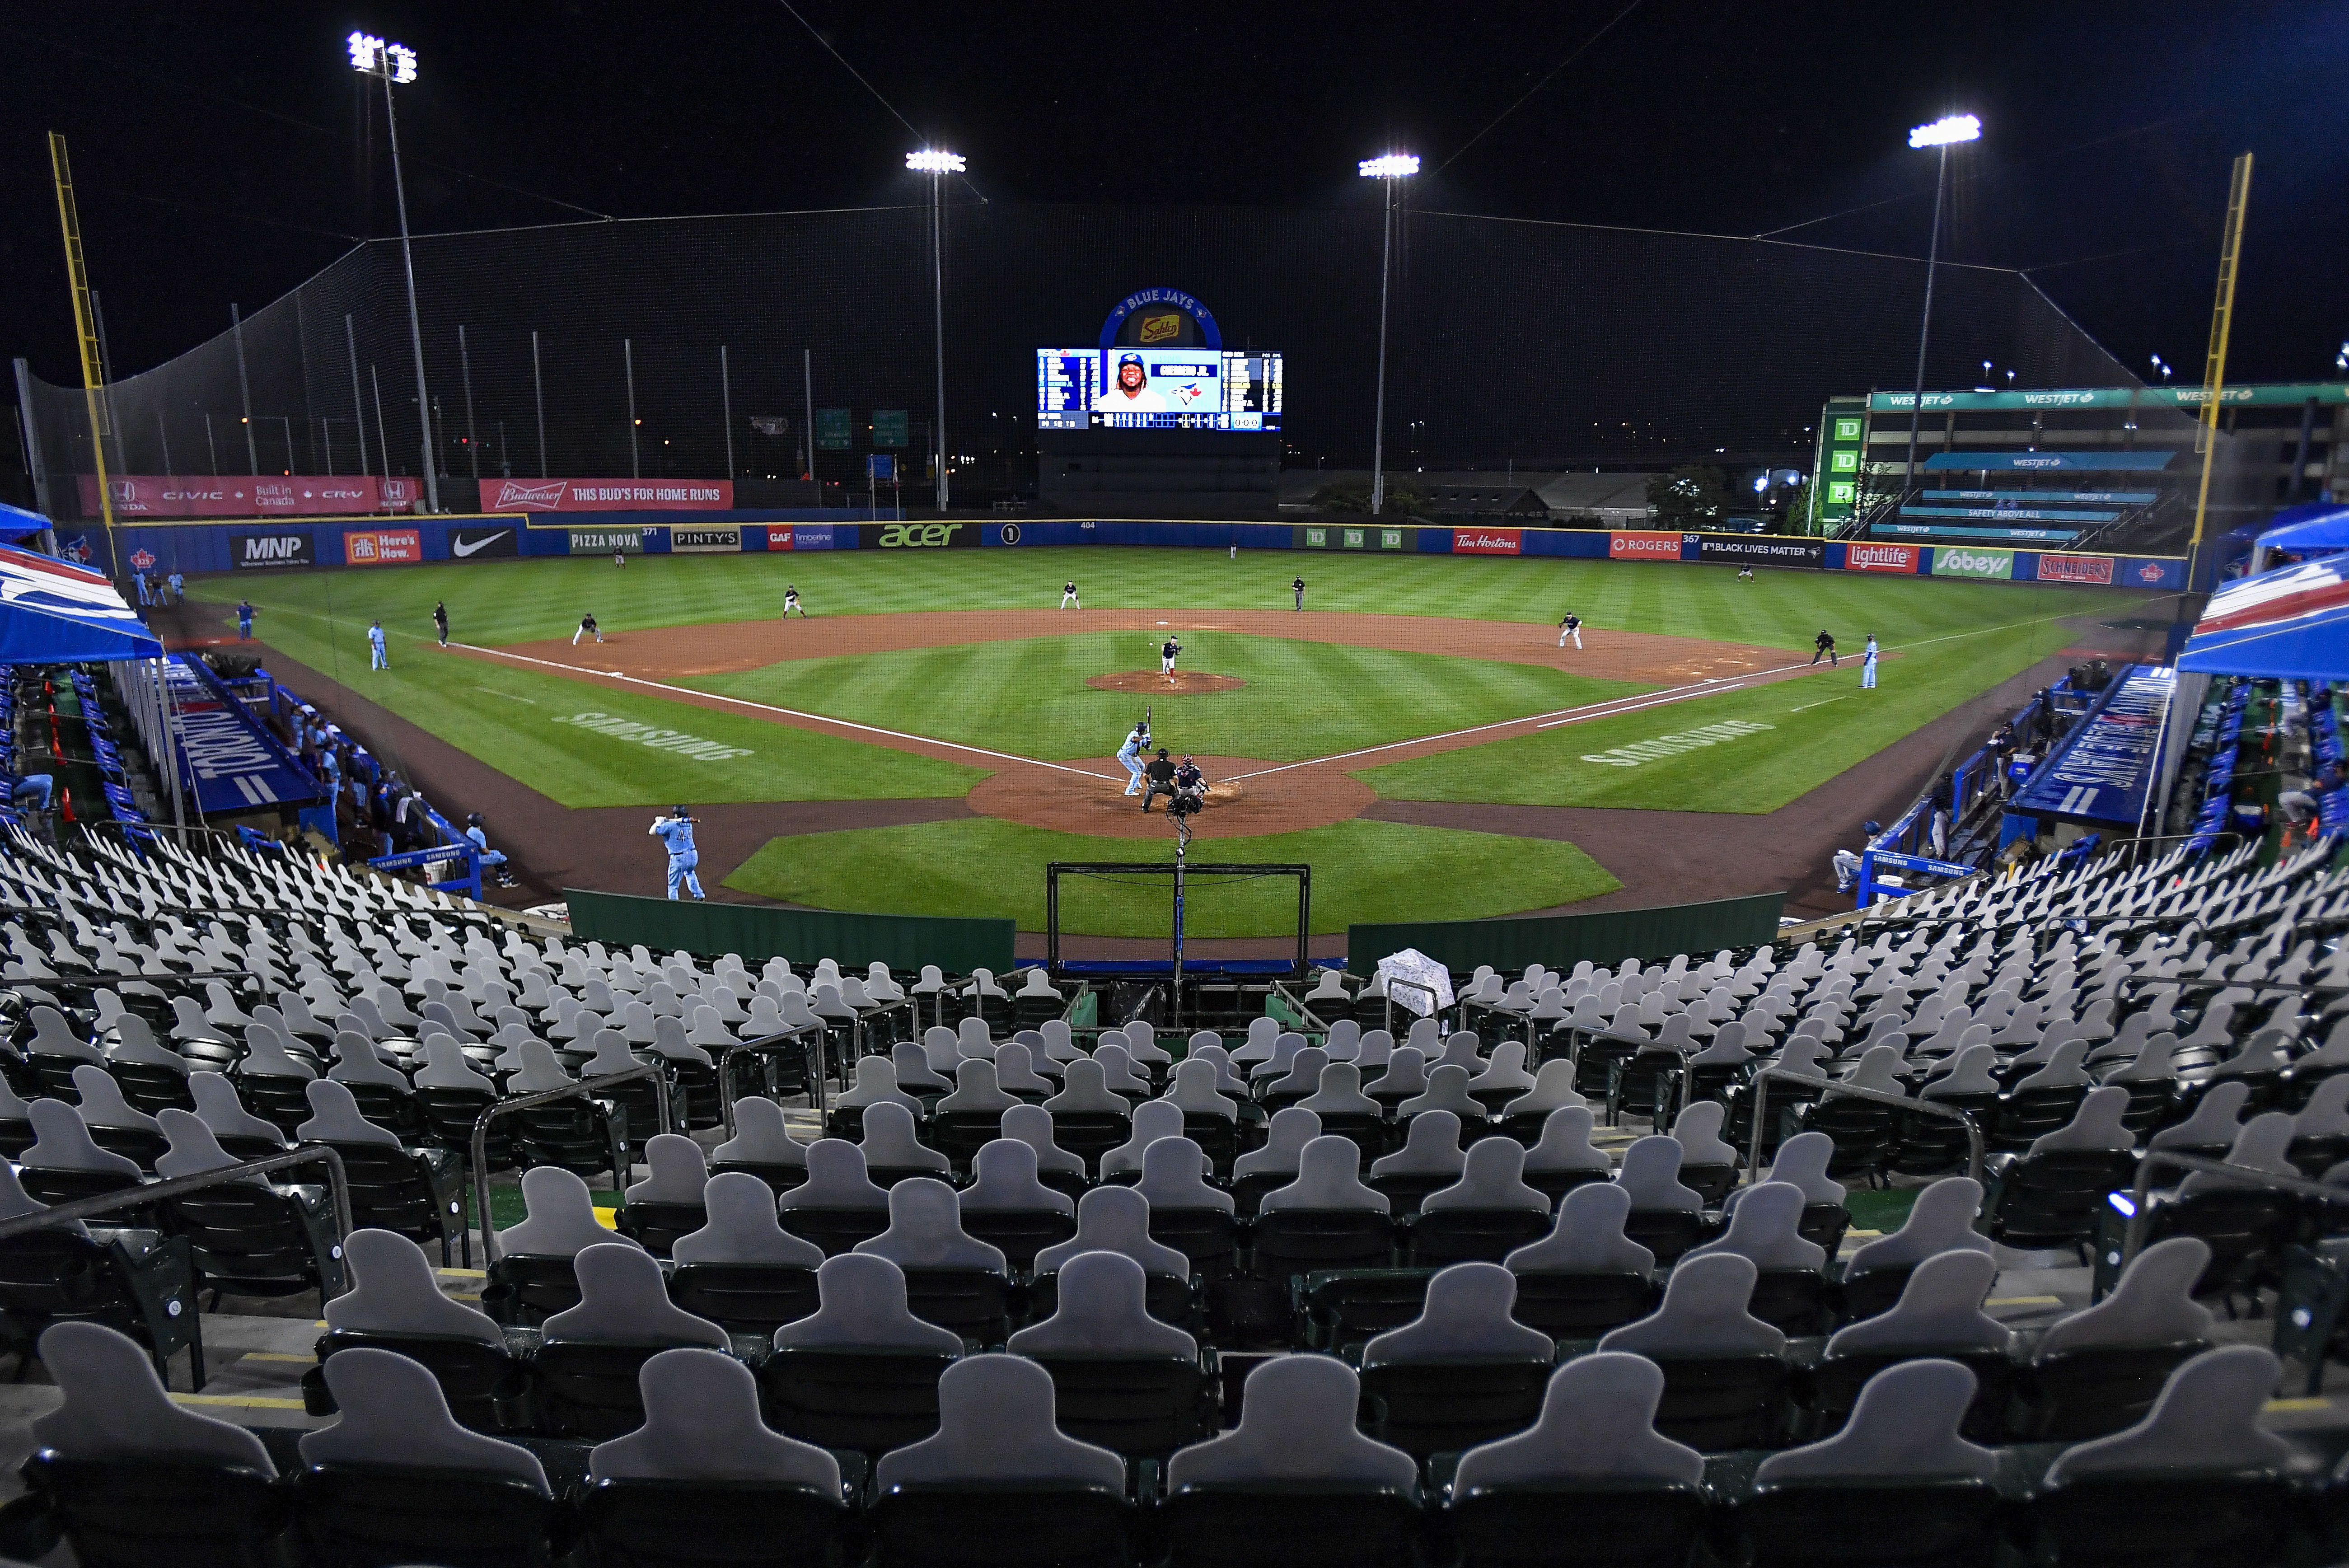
1384;977;1440;1036
2100;829;2243;874
1269;978;1334;1039
470;1065;673;1265
0;1145;353;1249
1741;1065;1985;1186
2115;1148;2347;1273
715;1024;831;1134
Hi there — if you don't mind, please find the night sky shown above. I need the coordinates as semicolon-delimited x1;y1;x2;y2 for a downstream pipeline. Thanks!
3;0;2343;389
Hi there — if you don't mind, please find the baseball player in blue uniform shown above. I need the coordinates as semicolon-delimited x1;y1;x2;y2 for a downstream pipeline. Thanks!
1861;634;1880;690
650;807;707;900
1115;721;1150;796
367;620;389;670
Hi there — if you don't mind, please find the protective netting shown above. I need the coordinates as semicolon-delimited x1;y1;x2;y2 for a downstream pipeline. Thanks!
18;202;2143;512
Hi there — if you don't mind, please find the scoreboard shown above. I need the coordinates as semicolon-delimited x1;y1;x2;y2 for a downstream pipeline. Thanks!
1037;348;1283;431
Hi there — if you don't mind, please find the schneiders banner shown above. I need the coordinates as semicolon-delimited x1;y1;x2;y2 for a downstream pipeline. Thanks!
2035;553;2116;586
1843;543;1921;575
1607;529;1683;561
82;474;417;518
669;528;743;553
1694;536;1825;568
343;529;422;566
477;478;734;512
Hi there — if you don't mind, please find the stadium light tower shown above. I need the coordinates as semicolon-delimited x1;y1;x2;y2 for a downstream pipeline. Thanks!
1900;114;1979;491
908;148;964;514
349;30;439;514
1359;153;1418;517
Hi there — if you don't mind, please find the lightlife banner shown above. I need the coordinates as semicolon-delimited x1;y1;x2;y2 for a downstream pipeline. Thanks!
476;478;735;513
79;475;418;518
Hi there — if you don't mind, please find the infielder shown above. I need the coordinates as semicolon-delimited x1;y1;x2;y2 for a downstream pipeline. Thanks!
1061;580;1080;608
1861;634;1880;689
1558;613;1582;650
1160;635;1182;682
367;620;389;670
1115;720;1150;796
650;807;707;900
574;613;602;646
782;586;808;617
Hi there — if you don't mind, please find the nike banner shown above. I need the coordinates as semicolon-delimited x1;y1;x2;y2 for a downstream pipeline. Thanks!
476;477;734;512
447;526;519;560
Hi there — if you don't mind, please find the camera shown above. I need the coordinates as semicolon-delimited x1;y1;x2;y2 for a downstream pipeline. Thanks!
1167;791;1202;819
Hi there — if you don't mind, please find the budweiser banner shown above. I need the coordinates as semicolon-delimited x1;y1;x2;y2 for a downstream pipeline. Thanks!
477;477;734;512
80;474;417;518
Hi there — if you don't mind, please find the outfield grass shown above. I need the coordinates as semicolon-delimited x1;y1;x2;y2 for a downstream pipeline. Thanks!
693;632;1645;763
723;816;1621;936
212;605;983;807
1359;619;2078;813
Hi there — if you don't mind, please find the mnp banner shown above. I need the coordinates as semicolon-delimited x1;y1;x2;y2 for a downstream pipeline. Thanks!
478;478;733;512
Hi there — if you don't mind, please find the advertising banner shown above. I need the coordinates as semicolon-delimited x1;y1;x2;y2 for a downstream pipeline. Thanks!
2118;557;2186;590
81;474;415;518
230;531;315;570
1872;383;2349;413
163;655;323;811
1607;529;1684;561
448;524;519;560
1844;542;1921;574
2012;665;2174;826
763;524;849;552
860;522;980;550
1694;535;1825;569
1451;527;1523;555
2034;553;2116;586
669;527;742;554
567;529;646;555
1921;451;2175;473
1931;546;2017;581
342;529;422;566
477;478;733;512
1298;525;1412;551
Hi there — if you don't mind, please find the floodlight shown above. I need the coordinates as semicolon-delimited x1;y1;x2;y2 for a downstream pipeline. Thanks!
906;149;966;173
347;31;418;82
1908;114;1980;149
1358;154;1420;179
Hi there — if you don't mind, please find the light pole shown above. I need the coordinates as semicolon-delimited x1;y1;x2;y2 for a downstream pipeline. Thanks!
907;149;963;514
349;31;440;515
2151;354;2174;384
1901;114;1979;490
1358;153;1418;517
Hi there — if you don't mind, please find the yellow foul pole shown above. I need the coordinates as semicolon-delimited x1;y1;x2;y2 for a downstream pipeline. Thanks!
2188;152;2253;568
47;131;119;565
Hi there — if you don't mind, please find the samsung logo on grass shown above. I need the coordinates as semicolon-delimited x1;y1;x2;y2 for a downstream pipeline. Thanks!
552;711;753;762
1582;720;1774;768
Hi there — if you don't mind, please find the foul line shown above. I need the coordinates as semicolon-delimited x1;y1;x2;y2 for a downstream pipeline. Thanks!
452;643;1119;781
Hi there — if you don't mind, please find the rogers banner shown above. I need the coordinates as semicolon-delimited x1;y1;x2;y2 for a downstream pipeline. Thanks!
2035;553;2116;586
1451;527;1522;555
1608;529;1684;561
344;529;422;566
1844;542;1921;575
477;477;733;512
80;474;416;518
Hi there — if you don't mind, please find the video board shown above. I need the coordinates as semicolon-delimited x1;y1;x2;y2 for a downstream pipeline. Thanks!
1036;348;1283;431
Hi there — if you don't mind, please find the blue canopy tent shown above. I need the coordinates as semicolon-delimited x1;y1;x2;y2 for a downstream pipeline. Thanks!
0;501;55;548
2178;553;2349;682
2248;503;2349;576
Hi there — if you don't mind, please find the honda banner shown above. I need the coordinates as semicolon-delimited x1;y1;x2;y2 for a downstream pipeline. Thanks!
1451;527;1522;556
1694;536;1825;569
343;529;423;566
477;477;733;512
2034;553;2116;586
1843;542;1921;575
80;474;416;518
1607;529;1684;560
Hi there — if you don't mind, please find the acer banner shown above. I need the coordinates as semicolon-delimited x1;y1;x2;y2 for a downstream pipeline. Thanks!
80;474;417;518
477;478;733;512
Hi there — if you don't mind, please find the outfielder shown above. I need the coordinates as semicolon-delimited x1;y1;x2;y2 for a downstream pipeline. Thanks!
783;585;808;617
1558;613;1582;650
1292;576;1306;611
1160;634;1182;682
1115;720;1150;796
1061;580;1080;608
1861;634;1880;690
650;807;707;900
367;620;389;670
574;613;602;646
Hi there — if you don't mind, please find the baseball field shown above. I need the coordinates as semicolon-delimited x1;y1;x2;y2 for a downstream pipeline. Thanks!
189;546;2150;938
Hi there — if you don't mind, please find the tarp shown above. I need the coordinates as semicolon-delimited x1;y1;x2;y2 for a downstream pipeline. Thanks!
162;655;324;813
2255;503;2349;557
0;501;52;545
2011;664;2176;828
0;543;161;662
2179;555;2349;681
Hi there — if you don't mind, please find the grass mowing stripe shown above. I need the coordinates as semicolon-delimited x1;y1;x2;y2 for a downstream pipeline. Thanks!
724;817;1621;936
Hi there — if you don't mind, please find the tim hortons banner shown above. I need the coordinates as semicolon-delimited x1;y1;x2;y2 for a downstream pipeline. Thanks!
476;478;734;512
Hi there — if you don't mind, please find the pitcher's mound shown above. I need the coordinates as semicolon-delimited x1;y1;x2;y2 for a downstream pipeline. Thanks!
1086;671;1246;694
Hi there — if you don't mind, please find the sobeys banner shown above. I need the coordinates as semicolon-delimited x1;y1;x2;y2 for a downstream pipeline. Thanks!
1932;546;2016;581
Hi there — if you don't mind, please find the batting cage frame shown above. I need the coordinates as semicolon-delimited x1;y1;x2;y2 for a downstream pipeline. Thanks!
1044;859;1311;1016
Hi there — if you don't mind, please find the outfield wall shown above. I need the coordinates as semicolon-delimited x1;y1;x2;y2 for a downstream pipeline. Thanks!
1347;890;1788;976
565;888;1016;975
75;512;2186;592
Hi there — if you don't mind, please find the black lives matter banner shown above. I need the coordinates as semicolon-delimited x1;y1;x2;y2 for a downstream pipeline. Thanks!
857;522;982;549
230;531;315;570
1694;535;1825;569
